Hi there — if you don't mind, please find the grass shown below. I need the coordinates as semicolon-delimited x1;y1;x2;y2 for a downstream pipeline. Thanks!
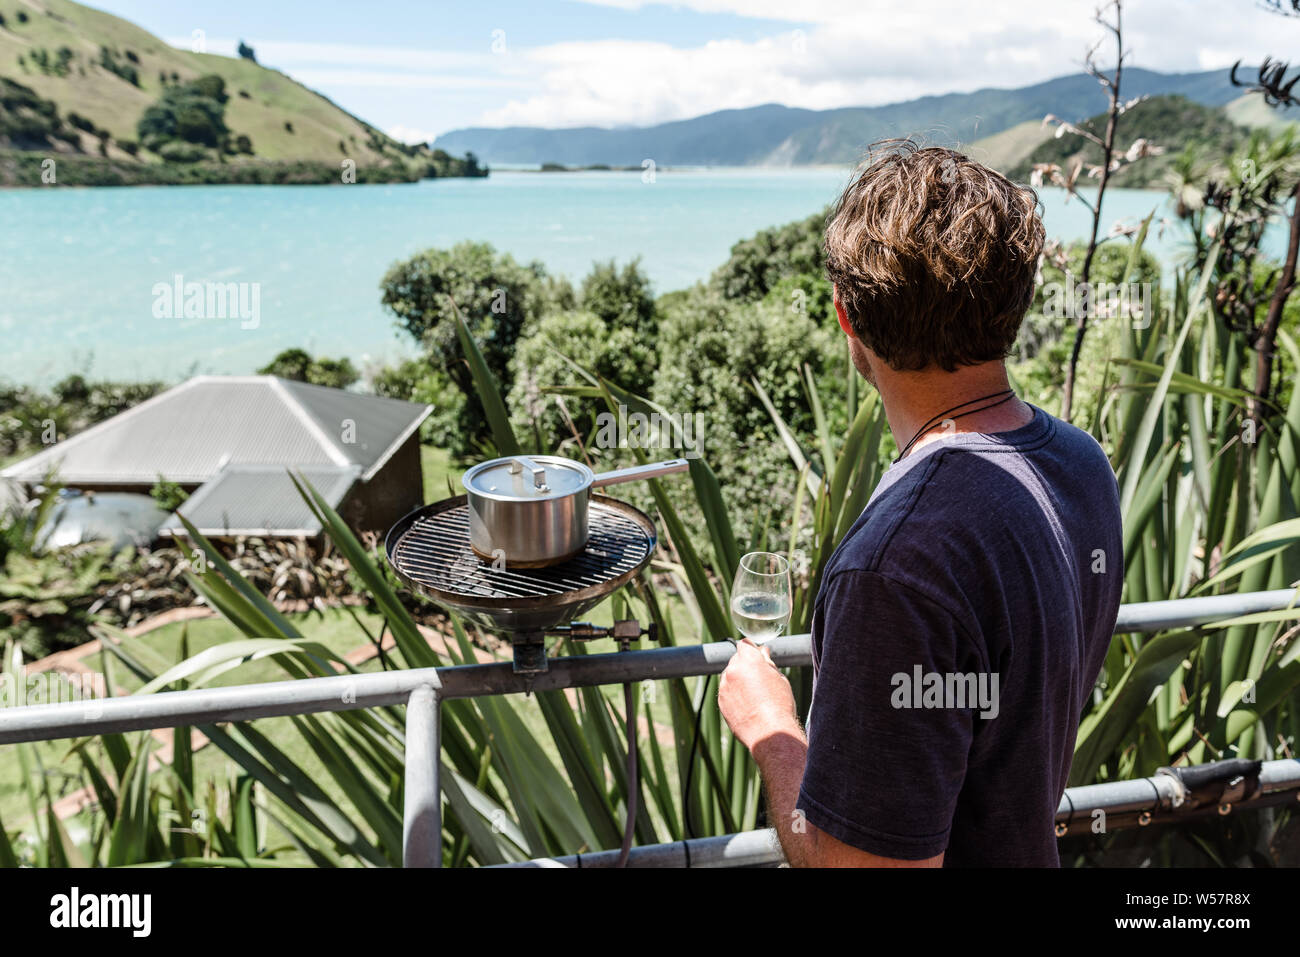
420;444;461;502
964;119;1053;174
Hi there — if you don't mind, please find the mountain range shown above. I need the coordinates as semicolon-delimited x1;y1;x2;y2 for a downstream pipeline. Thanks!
431;68;1254;168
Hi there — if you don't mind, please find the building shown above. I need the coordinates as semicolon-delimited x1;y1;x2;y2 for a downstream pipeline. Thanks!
1;375;432;539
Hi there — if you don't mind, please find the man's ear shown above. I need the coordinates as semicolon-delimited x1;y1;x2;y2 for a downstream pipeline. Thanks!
832;287;856;339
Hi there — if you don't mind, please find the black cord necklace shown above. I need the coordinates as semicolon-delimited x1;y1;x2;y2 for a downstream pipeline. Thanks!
893;389;1018;464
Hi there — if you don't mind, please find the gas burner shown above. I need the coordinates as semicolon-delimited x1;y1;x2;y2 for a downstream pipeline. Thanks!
385;494;657;672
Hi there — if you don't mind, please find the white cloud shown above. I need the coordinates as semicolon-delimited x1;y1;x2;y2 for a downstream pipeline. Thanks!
386;124;440;144
288;70;519;90
482;1;1300;128
169;2;1300;134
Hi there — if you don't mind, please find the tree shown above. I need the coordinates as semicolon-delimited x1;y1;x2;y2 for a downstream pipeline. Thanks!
175;104;222;146
651;286;842;523
380;241;559;452
258;348;312;381
237;40;257;62
709;209;829;306
579;259;656;332
508;308;659;453
257;349;359;389
306;357;360;390
136;76;230;151
191;74;228;104
371;359;465;449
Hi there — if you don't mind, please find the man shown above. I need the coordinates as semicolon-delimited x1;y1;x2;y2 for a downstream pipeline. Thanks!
718;141;1123;867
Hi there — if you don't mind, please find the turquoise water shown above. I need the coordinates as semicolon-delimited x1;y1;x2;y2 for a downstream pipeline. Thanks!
0;169;1260;387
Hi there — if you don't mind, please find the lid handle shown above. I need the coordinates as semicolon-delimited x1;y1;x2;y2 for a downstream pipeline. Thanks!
508;455;549;492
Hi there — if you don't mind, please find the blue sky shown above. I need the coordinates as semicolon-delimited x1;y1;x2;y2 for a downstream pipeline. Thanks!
85;1;1300;143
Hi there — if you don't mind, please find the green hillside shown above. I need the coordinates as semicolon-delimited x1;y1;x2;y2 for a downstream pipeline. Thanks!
0;0;482;182
1007;94;1251;188
1224;91;1300;133
961;120;1053;177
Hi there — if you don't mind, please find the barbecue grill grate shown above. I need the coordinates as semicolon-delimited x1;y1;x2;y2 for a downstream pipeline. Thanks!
385;495;656;632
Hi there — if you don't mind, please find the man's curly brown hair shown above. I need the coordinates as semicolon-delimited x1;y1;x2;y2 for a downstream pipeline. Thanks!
824;139;1045;373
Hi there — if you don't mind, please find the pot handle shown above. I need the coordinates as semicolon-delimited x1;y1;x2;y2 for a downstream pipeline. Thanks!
507;455;549;491
591;458;691;488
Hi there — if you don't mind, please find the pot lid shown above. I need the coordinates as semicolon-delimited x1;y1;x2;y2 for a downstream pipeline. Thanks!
462;455;593;501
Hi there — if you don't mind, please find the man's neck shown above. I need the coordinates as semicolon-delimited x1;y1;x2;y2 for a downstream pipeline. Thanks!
871;359;1034;460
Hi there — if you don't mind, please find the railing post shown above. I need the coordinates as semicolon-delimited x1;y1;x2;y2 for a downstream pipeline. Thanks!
402;683;441;868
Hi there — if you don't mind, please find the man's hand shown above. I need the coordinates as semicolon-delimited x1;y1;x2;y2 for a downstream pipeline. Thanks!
717;638;944;867
718;639;800;750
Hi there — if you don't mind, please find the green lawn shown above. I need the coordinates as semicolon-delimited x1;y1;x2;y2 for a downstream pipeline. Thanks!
421;444;461;502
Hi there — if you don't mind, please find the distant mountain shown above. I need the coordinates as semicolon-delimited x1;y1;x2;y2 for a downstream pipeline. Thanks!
432;68;1246;167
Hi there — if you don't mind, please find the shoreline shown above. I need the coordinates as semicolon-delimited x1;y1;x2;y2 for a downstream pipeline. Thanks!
0;150;490;189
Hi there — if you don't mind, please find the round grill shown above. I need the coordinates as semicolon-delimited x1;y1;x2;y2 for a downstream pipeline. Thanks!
385;494;657;633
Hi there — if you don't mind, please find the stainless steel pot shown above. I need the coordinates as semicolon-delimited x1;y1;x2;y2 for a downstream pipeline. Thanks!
462;455;689;566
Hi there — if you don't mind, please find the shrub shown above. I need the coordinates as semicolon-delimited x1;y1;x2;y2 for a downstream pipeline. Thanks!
149;476;188;512
380;241;563;454
98;46;139;86
507;309;658;453
579;258;656;333
651;286;843;522
371;359;466;449
257;348;360;389
709;208;829;303
137;74;229;150
157;140;208;163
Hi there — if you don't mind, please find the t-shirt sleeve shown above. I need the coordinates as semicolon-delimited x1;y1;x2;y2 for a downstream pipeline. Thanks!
797;568;982;861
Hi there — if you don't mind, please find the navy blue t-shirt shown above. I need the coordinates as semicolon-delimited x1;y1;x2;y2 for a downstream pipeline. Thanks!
796;403;1122;866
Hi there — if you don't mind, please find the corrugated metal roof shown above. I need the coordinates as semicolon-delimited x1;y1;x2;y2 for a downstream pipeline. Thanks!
1;376;430;486
158;465;360;537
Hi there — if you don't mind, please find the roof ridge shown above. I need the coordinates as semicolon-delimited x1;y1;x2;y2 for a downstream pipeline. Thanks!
0;376;204;479
266;378;352;467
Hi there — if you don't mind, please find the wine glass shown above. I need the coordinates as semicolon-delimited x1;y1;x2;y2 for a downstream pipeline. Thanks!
730;551;792;645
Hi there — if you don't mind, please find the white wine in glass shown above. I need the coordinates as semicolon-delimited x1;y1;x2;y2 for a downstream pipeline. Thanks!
730;551;792;644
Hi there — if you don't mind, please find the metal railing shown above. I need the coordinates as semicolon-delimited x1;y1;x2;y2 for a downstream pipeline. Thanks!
1;588;1297;867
